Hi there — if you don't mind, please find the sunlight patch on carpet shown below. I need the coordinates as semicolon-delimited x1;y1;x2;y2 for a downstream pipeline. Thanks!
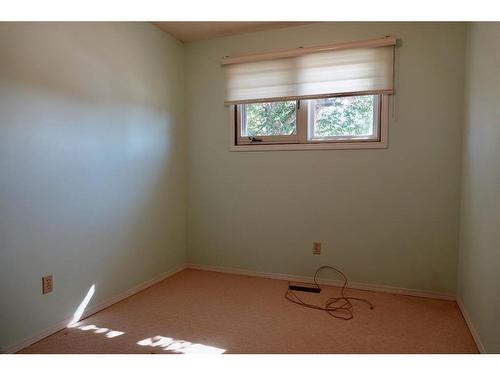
137;336;225;354
69;323;125;338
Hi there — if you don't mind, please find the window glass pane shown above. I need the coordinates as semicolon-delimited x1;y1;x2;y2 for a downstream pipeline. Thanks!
309;95;377;138
242;101;297;137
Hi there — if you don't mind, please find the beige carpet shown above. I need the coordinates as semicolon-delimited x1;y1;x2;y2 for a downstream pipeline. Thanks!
19;269;478;354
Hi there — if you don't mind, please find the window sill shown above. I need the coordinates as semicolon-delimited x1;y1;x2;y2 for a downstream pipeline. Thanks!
230;139;388;152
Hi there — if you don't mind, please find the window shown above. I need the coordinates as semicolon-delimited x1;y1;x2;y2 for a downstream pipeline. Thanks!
223;36;395;151
233;94;388;149
307;95;380;142
237;100;299;145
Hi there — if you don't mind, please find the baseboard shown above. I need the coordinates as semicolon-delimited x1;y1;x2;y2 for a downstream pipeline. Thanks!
5;263;188;354
456;298;486;353
186;263;456;301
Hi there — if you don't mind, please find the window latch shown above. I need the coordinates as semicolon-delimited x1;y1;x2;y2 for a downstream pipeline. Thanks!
248;137;263;142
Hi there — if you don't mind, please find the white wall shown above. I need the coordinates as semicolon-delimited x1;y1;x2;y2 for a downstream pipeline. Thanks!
458;22;500;353
0;22;187;352
185;22;466;294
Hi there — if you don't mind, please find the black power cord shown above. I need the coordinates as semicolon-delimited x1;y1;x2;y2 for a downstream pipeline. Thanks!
285;265;374;320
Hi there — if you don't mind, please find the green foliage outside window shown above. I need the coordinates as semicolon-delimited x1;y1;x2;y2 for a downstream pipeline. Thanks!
244;101;296;136
243;95;375;138
313;95;375;137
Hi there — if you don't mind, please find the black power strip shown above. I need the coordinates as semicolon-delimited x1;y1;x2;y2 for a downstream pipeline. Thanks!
288;284;321;293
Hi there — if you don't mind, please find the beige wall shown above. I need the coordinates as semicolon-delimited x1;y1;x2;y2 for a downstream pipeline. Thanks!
458;22;500;353
0;22;187;352
185;22;466;294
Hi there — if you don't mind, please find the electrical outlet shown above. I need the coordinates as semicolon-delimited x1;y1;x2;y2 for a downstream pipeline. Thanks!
312;242;321;255
42;275;53;294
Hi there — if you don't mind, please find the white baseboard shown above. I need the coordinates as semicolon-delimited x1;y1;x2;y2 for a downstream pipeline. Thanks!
186;263;456;301
5;263;187;354
456;298;486;353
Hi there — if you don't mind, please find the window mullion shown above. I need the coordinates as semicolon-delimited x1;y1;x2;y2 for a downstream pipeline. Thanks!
297;100;308;144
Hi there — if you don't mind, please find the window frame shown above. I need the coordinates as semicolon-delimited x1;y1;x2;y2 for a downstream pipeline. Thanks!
236;101;303;145
230;94;389;151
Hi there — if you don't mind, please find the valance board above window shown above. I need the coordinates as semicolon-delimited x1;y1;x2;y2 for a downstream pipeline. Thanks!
222;36;396;105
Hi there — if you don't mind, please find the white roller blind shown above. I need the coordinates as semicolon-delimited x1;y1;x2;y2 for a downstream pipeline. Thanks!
223;37;395;104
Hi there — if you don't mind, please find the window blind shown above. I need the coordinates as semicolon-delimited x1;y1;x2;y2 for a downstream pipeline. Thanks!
223;37;396;105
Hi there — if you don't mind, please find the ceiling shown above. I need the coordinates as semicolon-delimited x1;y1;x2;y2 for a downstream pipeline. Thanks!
153;22;309;43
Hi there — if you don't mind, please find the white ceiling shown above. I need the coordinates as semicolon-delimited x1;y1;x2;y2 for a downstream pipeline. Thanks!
153;22;309;43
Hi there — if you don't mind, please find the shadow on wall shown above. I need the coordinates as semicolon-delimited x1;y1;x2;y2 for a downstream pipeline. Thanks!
1;22;179;113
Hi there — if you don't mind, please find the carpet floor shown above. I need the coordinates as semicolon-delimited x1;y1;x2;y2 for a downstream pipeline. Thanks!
19;269;478;354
